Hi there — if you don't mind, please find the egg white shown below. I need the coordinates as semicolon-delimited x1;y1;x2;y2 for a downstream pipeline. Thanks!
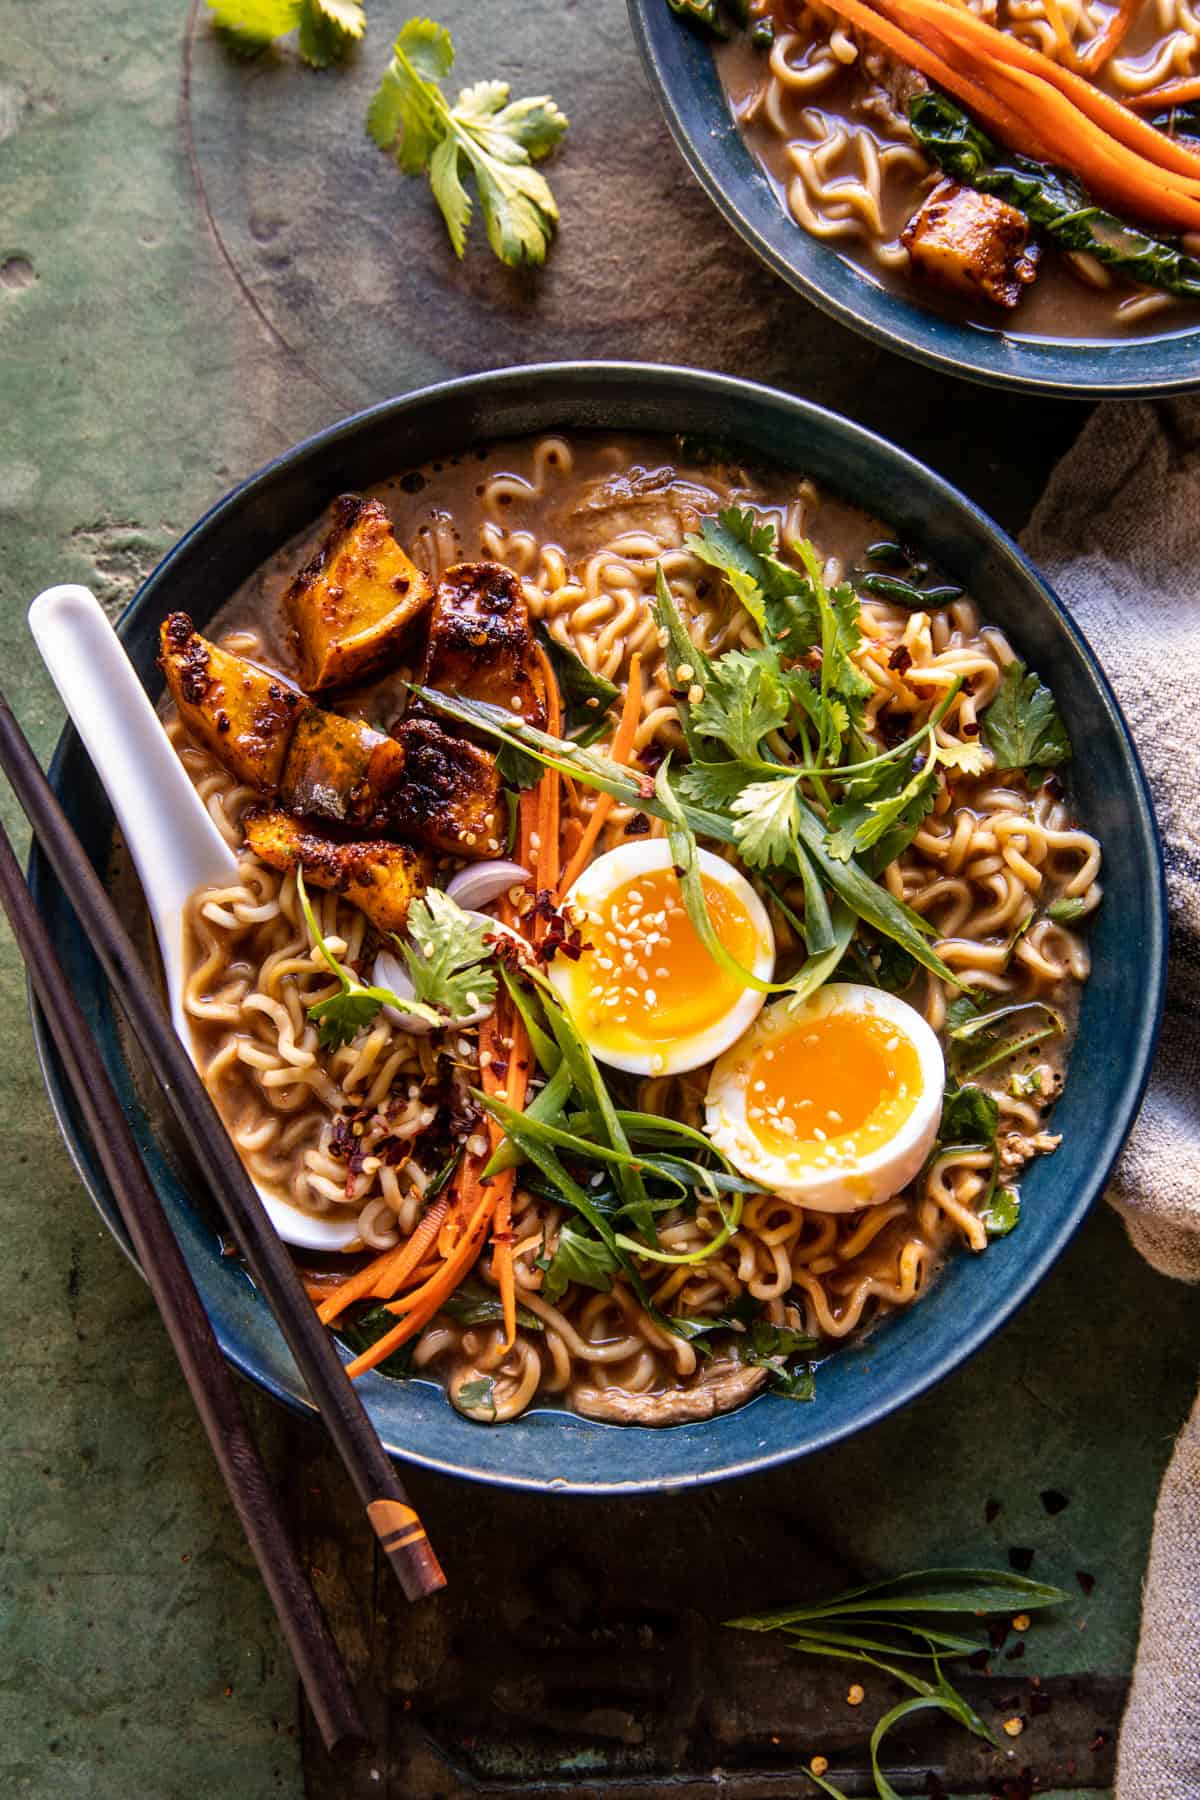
705;982;945;1211
548;839;775;1076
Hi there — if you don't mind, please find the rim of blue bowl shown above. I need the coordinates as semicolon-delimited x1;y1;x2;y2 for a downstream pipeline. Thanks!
28;362;1167;1492
628;0;1200;399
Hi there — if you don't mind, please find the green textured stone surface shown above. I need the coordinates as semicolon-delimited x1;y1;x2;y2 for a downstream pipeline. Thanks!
0;1;1189;1796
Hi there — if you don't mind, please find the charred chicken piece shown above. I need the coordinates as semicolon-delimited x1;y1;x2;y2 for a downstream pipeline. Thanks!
159;613;309;789
243;808;432;936
421;561;547;728
390;717;503;858
278;706;407;832
901;180;1040;309
287;495;433;693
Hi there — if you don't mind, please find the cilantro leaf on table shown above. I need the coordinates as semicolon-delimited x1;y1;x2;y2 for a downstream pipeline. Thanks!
367;18;568;266
208;0;364;66
982;659;1071;776
400;888;498;1019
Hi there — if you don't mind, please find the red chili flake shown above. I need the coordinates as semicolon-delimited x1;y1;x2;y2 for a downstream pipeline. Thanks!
988;1620;1011;1651
637;773;656;800
1005;1642;1026;1661
985;1497;1002;1524
490;1056;509;1080
967;1649;991;1673
1008;1547;1035;1572
963;719;981;736
1028;1690;1052;1716
924;1774;948;1799
1089;1730;1108;1751
1075;1569;1096;1595
888;644;913;674
1040;1488;1069;1515
624;812;651;836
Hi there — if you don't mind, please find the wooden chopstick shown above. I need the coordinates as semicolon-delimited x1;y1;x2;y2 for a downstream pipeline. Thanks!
0;818;367;1753
0;691;446;1604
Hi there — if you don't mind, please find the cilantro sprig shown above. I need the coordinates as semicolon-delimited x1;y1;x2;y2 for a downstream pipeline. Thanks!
367;18;568;266
982;657;1071;778
207;0;364;67
295;869;496;1049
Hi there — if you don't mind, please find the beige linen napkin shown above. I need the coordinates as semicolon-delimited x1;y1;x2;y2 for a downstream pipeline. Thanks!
1021;398;1200;1800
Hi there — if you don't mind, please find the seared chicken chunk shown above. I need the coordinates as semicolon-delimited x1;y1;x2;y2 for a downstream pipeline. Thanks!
161;613;501;859
279;706;407;831
391;718;503;858
421;561;547;728
901;180;1040;309
159;613;309;789
287;495;433;693
243;808;432;936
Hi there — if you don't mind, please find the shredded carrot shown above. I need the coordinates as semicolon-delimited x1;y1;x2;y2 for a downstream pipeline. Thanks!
344;1177;502;1376
1040;0;1080;68
878;0;1200;185
340;645;558;1375
1129;76;1200;109
557;651;643;898
316;1190;452;1325
1077;0;1145;73
819;0;1200;233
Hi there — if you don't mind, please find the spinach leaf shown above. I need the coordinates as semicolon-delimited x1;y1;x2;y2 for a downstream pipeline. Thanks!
982;658;1071;777
335;1304;414;1380
534;621;619;745
979;1185;1021;1238
539;1222;622;1304
455;1375;498;1420
911;89;1200;300
939;1084;999;1149
439;1275;543;1331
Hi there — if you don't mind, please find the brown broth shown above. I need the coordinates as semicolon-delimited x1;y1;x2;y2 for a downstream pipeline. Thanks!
717;25;1200;341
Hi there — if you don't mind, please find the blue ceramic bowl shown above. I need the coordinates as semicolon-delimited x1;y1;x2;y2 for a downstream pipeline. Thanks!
30;363;1165;1492
628;0;1200;397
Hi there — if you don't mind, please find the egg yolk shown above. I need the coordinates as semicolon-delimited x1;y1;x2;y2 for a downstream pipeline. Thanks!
576;867;759;1047
746;1013;923;1162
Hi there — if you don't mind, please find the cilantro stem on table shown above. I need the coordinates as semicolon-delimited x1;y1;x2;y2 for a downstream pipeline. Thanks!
367;18;568;266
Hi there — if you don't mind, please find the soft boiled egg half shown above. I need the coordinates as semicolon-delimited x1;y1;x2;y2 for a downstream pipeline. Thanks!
548;840;775;1076
706;983;945;1211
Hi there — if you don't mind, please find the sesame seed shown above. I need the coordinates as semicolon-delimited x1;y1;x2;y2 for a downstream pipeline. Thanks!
463;831;476;846
1012;1613;1031;1632
810;1759;829;1778
675;662;694;683
886;1034;900;1050
530;831;541;851
656;626;669;648
467;1133;488;1157
645;988;657;1006
1002;1718;1024;1738
846;1684;865;1706
510;694;523;710
687;683;704;705
827;1110;843;1126
479;1050;493;1068
813;1128;827;1142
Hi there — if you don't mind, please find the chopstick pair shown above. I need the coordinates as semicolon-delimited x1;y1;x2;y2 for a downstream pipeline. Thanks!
0;690;446;1749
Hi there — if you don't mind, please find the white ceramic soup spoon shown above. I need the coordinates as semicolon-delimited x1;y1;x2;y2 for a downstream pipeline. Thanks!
28;584;360;1252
